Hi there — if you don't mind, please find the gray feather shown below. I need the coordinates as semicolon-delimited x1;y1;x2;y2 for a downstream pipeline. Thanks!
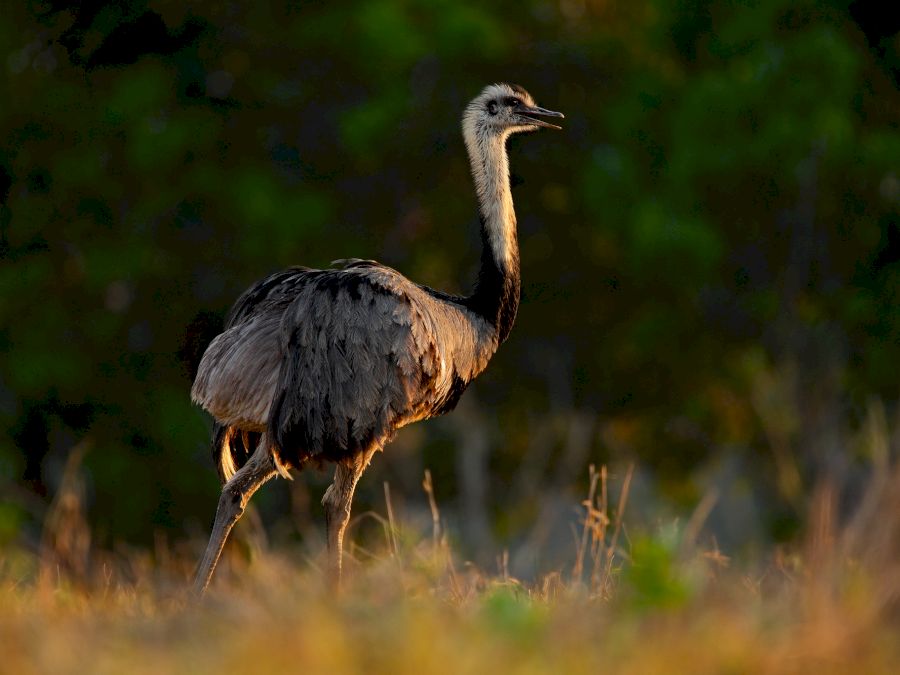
192;263;497;467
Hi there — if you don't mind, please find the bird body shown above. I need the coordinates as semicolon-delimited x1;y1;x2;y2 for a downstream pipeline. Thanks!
191;260;497;472
191;83;562;594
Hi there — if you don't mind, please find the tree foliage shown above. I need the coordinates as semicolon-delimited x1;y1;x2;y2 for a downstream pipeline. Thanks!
1;0;898;554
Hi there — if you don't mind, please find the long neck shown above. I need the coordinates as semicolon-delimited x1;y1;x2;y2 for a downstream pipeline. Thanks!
464;131;521;344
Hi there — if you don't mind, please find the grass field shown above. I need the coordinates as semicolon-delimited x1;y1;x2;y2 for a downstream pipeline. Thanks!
4;459;900;675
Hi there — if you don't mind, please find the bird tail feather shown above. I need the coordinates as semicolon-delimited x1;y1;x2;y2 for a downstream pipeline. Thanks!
212;424;259;483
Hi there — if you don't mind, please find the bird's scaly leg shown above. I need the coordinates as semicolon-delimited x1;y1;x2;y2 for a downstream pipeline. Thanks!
321;445;379;592
193;440;277;597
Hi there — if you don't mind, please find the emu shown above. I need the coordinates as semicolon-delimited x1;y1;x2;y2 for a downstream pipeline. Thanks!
191;83;562;594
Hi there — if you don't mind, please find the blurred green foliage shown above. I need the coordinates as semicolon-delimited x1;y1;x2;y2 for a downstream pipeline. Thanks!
479;585;549;639
1;1;898;563
624;531;691;610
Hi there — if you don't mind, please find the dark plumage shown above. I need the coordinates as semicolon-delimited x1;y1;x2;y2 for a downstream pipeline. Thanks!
191;83;563;595
194;261;496;468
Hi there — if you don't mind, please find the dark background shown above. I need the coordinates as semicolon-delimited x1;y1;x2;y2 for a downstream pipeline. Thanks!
2;0;899;577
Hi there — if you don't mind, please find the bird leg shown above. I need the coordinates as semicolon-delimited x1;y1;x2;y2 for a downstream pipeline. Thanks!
193;440;277;597
321;445;378;592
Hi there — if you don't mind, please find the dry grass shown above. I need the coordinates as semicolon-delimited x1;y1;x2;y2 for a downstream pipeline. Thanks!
3;459;900;675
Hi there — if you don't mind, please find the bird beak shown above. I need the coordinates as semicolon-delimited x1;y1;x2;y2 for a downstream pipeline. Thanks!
514;103;564;130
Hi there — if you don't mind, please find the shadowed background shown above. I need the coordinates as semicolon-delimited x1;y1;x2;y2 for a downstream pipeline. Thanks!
1;0;899;580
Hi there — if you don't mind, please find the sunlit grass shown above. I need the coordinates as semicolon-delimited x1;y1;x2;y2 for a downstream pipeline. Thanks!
4;462;900;674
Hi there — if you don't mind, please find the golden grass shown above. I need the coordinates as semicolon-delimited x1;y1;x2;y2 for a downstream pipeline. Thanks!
4;462;900;675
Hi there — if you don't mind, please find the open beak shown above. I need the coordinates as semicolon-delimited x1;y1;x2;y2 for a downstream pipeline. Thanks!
514;103;565;130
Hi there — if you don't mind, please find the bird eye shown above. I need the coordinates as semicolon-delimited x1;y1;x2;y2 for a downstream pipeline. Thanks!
487;101;498;115
511;98;521;106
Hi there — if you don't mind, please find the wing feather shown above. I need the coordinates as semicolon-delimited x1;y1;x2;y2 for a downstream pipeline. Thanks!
193;261;497;467
269;266;447;463
191;268;316;428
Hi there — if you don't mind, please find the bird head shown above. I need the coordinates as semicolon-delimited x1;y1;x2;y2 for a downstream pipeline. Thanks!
463;83;564;140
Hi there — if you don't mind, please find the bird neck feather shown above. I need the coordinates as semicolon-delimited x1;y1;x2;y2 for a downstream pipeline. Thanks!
463;126;521;343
